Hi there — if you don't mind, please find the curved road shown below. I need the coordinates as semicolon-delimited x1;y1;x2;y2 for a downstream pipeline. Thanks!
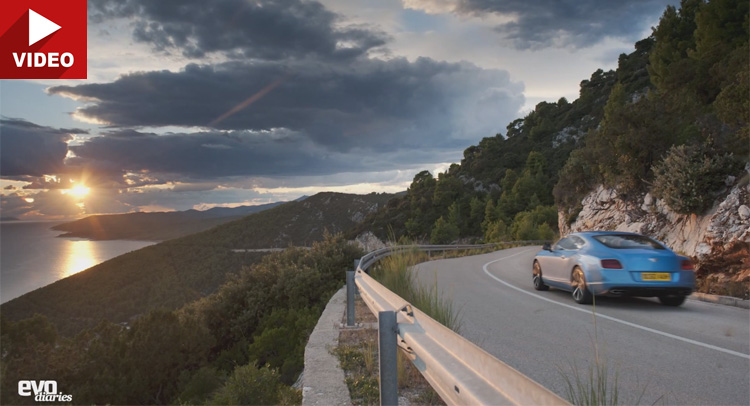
413;247;750;405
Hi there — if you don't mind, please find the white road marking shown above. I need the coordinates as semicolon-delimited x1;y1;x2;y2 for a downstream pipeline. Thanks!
483;250;750;360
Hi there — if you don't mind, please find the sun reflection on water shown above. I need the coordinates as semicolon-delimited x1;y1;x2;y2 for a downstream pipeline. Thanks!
60;239;98;278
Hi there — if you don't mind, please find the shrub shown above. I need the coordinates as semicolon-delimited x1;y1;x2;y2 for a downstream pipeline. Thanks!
430;216;459;244
484;219;508;243
176;367;225;405
554;146;600;209
509;206;558;240
651;144;738;214
209;363;299;405
246;307;319;384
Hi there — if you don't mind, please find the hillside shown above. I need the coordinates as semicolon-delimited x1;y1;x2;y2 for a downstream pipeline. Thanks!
1;235;362;405
198;192;394;249
350;60;626;241
51;201;286;241
353;0;748;294
0;192;395;335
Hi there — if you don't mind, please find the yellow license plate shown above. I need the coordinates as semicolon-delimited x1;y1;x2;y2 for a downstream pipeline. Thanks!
642;272;671;281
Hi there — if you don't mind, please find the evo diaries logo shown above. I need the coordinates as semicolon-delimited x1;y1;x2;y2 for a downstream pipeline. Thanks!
18;380;73;402
0;0;87;79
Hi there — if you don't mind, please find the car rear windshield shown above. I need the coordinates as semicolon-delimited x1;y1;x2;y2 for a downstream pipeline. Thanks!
593;234;666;250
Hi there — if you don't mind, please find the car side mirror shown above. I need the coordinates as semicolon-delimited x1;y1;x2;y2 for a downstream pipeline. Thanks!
543;243;552;251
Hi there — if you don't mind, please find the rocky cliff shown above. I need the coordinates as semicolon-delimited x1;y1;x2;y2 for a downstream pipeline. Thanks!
560;165;750;298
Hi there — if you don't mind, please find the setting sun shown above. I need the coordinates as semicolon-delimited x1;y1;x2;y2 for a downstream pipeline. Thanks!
67;184;90;198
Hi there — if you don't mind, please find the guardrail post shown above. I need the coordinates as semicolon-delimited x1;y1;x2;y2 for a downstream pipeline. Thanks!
378;310;398;406
346;270;356;327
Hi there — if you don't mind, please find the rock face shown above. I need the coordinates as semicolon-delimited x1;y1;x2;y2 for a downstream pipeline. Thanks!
559;174;750;297
354;231;387;252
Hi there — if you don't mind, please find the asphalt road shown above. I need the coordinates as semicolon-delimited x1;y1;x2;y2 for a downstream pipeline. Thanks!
412;247;750;405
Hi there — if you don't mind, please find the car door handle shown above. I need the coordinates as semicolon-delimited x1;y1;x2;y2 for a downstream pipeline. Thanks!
560;255;567;259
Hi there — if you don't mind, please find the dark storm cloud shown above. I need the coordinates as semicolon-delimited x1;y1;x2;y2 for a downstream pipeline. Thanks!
48;58;523;152
423;0;673;49
88;0;387;60
68;129;354;178
0;118;85;176
66;124;471;181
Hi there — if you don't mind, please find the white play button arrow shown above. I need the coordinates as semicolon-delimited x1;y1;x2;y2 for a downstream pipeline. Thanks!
28;9;61;47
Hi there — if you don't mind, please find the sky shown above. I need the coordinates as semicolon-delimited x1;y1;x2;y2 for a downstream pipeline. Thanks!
0;0;675;220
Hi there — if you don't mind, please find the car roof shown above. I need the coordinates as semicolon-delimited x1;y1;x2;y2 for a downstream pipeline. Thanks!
568;231;645;237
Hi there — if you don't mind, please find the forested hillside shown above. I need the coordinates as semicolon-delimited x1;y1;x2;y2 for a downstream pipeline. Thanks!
1;235;361;405
0;192;393;335
354;0;747;246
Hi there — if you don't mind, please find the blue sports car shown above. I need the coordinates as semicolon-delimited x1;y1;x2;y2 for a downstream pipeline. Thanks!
532;231;695;306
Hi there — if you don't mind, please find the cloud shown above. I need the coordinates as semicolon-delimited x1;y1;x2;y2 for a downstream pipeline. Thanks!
49;58;523;152
1;191;85;219
403;0;673;49
67;128;351;178
0;118;85;177
88;0;387;60
65;126;463;183
67;0;525;182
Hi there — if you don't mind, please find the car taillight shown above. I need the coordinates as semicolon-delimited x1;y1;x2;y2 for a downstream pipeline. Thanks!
681;259;694;270
601;259;623;269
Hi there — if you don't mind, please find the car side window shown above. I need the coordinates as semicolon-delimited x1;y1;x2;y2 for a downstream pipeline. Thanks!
555;236;583;251
554;237;573;250
570;236;585;250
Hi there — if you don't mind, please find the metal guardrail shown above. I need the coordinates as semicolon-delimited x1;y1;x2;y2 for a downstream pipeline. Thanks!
348;242;569;406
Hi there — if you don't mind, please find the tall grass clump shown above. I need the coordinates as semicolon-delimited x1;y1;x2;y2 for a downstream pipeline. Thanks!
559;297;648;406
371;247;462;332
560;360;620;406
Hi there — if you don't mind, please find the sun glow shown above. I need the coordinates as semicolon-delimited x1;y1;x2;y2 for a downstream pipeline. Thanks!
64;184;90;198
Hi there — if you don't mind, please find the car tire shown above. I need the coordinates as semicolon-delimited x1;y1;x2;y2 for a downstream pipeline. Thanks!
571;267;593;304
658;295;686;306
532;261;549;291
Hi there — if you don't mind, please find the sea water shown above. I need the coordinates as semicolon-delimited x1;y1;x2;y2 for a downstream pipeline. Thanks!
0;221;154;303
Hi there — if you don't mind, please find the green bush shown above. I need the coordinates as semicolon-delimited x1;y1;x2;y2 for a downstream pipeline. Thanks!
651;144;738;214
509;206;558;240
484;219;508;243
430;216;459;244
176;367;225;405
209;363;299;405
247;307;319;384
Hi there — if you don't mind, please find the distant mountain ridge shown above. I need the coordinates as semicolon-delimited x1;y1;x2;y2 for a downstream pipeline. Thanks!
52;201;288;241
195;192;395;249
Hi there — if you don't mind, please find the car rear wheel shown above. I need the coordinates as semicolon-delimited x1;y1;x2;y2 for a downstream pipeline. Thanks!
532;261;549;291
658;295;686;306
571;267;593;304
